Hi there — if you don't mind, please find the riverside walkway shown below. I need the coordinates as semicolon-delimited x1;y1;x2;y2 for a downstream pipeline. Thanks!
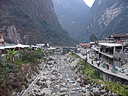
77;53;128;81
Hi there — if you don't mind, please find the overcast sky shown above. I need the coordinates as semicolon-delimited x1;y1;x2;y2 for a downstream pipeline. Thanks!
83;0;95;7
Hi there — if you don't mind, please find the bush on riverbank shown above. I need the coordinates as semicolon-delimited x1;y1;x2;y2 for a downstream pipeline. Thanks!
79;60;100;79
20;51;43;64
71;52;80;58
0;49;48;96
104;81;128;96
79;60;128;96
0;61;40;96
62;49;70;55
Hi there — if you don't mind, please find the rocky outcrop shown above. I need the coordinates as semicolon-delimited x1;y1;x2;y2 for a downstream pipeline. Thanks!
98;3;122;27
2;25;23;44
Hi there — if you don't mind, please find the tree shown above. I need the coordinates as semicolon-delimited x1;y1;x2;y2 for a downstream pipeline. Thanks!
6;49;19;63
90;34;97;42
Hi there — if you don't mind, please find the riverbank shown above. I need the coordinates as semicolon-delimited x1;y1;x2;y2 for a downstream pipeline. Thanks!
6;50;128;96
77;52;128;96
20;52;121;96
77;53;128;81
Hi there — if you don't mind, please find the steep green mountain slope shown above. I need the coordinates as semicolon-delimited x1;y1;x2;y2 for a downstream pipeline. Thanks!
52;0;90;39
78;0;128;42
0;0;77;45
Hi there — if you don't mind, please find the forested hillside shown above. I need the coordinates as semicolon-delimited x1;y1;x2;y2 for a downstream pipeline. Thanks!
0;0;77;45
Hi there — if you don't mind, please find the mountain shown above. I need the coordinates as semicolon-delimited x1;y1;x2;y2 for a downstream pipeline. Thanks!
78;0;128;42
0;0;77;45
52;0;90;39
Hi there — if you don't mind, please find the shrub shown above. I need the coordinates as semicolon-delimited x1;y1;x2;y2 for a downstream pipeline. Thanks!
20;50;44;63
71;52;80;58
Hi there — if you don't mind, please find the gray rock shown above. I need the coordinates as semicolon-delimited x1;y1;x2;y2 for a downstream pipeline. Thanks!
60;87;68;92
100;89;106;94
77;78;81;82
74;76;77;79
69;91;75;94
54;85;60;89
46;80;52;88
101;84;105;88
61;82;67;86
12;91;18;96
112;92;118;96
36;80;44;86
41;88;52;96
51;75;57;81
93;88;100;96
103;93;108;96
40;76;47;81
86;84;90;89
90;92;95;96
85;91;91;96
57;92;67;96
82;87;86;93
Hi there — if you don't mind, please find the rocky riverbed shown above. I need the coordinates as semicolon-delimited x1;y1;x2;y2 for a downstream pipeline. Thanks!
22;53;117;96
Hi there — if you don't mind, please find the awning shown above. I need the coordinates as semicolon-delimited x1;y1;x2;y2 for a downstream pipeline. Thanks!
15;44;30;48
0;44;30;50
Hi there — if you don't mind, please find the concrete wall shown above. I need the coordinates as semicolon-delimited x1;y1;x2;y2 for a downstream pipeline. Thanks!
91;65;127;84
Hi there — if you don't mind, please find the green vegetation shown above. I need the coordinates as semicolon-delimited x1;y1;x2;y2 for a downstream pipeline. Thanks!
79;59;128;96
0;48;51;96
62;49;70;55
70;52;80;58
79;60;100;79
103;81;128;96
6;49;19;63
0;0;77;45
90;33;97;42
20;51;44;64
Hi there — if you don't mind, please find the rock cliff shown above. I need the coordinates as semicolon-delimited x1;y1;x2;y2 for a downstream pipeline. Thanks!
0;0;76;45
78;0;128;42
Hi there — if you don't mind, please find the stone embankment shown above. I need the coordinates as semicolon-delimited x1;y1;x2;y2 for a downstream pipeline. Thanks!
21;53;117;96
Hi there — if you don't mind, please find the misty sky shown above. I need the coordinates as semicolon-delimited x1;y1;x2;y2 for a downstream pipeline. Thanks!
83;0;95;7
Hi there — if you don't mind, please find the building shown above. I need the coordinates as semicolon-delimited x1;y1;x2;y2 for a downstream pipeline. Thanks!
91;33;128;68
79;43;90;49
109;33;128;40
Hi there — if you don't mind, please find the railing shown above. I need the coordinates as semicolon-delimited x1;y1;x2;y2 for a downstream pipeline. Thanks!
114;52;128;64
114;52;127;60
